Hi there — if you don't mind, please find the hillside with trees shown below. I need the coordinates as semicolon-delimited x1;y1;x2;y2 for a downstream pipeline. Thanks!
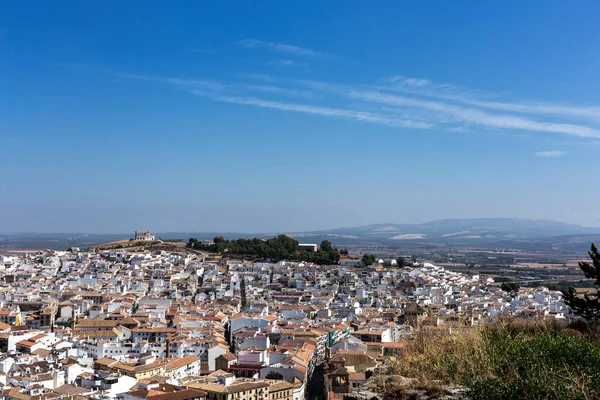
187;234;342;264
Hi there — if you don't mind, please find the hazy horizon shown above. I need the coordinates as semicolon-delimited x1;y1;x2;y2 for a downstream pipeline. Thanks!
2;2;600;233
2;217;600;236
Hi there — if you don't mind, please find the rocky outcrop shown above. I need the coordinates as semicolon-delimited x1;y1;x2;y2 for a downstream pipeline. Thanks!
344;374;467;400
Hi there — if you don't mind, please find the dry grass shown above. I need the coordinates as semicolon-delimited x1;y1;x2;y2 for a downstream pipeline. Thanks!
389;326;492;386
414;377;448;398
382;319;600;400
576;287;598;294
89;239;139;249
368;373;448;399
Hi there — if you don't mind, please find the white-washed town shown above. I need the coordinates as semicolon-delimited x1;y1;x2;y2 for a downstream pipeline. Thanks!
0;240;570;400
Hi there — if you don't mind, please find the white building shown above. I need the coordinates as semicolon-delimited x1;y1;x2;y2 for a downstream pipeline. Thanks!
134;231;155;241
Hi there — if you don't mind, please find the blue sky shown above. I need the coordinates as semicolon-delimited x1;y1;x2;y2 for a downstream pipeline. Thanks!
2;1;600;233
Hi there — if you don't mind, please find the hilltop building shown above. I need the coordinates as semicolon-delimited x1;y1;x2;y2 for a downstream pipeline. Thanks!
298;244;318;252
135;231;155;241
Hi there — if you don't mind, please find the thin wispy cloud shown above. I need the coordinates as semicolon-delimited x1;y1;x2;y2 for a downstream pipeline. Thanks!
384;76;600;122
237;39;320;56
119;69;600;141
267;59;310;68
234;84;313;99
213;96;433;129
455;96;600;121
123;73;312;99
349;90;600;139
236;39;340;61
535;151;568;157
390;76;432;87
122;73;225;92
124;72;432;128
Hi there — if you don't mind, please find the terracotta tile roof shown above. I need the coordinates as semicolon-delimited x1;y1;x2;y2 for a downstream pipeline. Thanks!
191;381;269;394
268;381;294;392
165;356;200;370
74;319;120;329
150;389;208;400
331;351;377;368
348;372;366;381
218;352;237;361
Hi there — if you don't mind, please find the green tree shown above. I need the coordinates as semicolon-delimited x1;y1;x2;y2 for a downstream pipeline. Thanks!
563;243;600;319
240;277;247;310
396;256;406;268
265;371;283;380
361;253;376;267
320;240;333;252
501;282;520;292
548;282;576;293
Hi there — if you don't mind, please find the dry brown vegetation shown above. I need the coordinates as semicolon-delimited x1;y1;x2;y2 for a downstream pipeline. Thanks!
373;319;600;400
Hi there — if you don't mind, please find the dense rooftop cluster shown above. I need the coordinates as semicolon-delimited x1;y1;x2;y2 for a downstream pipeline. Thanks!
0;248;570;400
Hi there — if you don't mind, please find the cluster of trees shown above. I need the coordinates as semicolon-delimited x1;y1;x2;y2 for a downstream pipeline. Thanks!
500;281;520;292
544;280;593;292
307;240;342;265
265;371;283;380
361;253;376;266
187;235;342;264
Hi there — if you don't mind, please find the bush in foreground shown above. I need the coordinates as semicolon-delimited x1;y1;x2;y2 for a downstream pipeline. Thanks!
386;320;600;399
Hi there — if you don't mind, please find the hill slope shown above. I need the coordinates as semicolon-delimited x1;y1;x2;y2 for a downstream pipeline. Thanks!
295;218;600;241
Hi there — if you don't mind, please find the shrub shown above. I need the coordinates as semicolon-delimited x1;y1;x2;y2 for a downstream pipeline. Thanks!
389;320;600;400
265;371;283;380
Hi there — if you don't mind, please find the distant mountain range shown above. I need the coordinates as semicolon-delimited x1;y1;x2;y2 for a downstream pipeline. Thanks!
291;218;600;241
2;218;600;251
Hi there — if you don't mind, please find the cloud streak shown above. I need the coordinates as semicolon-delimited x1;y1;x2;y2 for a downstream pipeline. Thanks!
348;90;600;139
237;39;321;57
535;151;568;157
213;96;433;129
390;76;432;87
234;84;314;98
267;59;311;68
384;76;600;121
237;39;340;61
123;73;225;92
120;70;600;141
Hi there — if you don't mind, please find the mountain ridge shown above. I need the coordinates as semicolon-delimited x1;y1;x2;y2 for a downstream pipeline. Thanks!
2;218;600;251
293;218;600;239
